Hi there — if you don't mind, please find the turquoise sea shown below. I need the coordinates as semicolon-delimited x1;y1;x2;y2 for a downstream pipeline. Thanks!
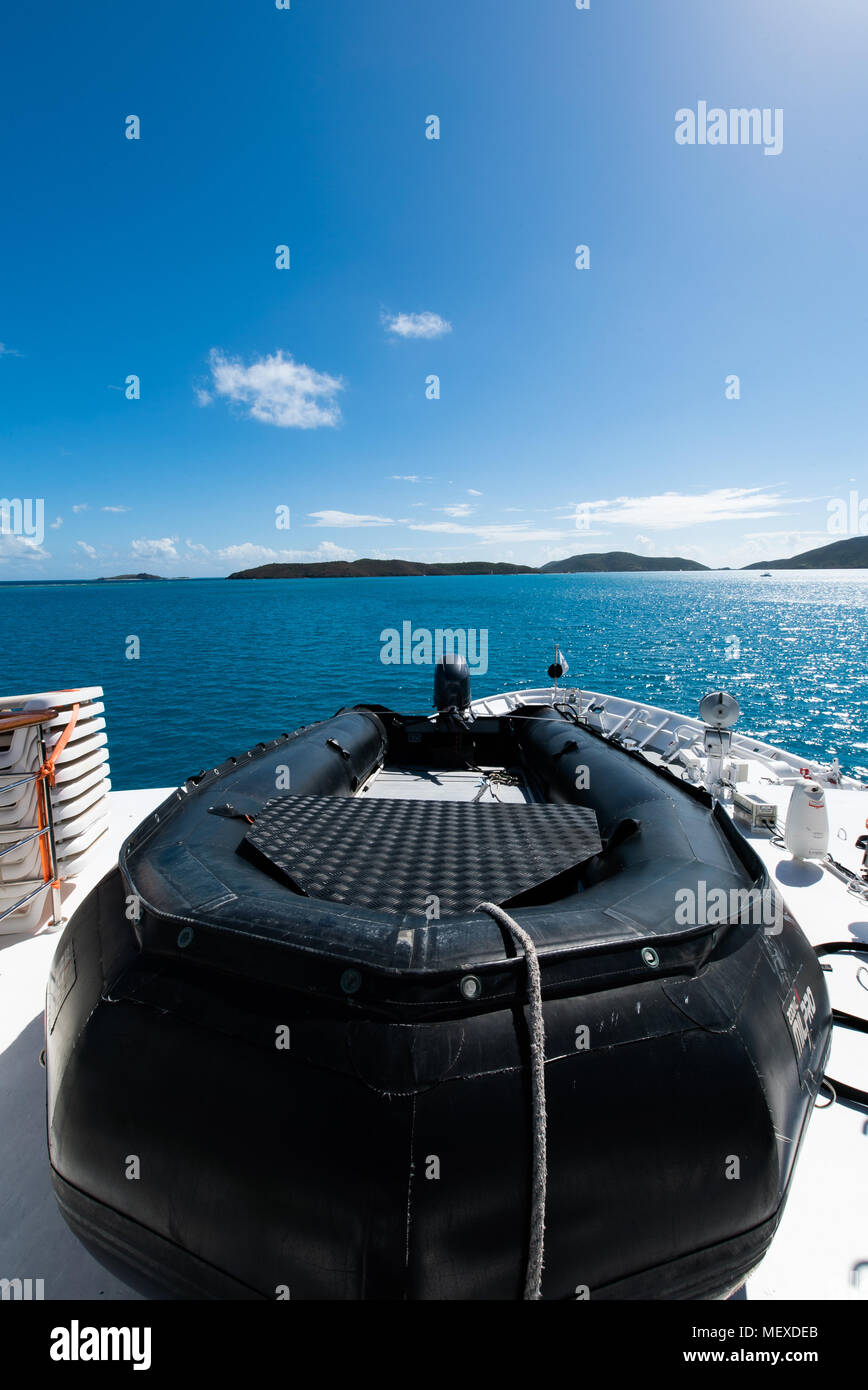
2;572;867;790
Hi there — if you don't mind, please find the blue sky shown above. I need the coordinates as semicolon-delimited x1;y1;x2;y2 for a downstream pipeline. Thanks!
2;0;867;578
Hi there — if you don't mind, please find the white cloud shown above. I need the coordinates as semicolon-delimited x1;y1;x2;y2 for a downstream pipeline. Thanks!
467;489;482;496
391;475;421;482
50;516;63;529
72;503;89;513
724;529;833;568
439;503;473;517
216;540;356;566
314;540;356;561
560;487;800;531
382;311;452;340
408;520;575;544
131;536;179;560
669;543;706;562
185;539;210;554
76;541;98;560
742;529;829;548
204;349;343;429
102;505;130;513
308;510;394;528
0;342;22;358
0;533;49;561
216;543;282;566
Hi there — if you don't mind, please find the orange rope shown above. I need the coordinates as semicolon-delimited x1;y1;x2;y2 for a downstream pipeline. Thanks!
36;703;79;888
38;703;79;788
36;777;51;883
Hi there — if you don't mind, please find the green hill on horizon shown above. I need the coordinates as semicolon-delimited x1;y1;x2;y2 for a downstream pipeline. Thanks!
228;551;708;579
743;535;868;569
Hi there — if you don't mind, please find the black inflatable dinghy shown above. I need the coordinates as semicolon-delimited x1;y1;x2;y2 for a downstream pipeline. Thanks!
46;659;831;1299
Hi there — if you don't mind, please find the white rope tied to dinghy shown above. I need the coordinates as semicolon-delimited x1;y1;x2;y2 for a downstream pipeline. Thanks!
476;901;547;1301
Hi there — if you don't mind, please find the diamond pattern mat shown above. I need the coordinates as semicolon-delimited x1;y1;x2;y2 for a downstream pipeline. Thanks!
241;795;602;917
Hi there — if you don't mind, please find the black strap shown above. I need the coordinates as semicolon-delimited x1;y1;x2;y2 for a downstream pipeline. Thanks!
814;942;868;1109
207;803;255;824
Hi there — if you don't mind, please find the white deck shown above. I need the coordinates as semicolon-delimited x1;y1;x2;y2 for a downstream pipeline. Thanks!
1;685;866;1300
730;814;868;1301
0;787;173;1300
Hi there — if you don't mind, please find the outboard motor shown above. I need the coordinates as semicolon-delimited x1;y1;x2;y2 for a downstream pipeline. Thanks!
433;654;471;712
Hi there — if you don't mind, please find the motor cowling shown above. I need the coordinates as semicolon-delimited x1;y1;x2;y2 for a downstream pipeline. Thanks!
433;655;471;712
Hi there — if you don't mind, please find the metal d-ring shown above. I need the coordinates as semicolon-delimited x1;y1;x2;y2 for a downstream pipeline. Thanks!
814;1079;836;1109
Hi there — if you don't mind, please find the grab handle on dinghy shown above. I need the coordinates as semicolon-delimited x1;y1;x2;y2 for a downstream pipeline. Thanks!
576;817;641;890
814;942;868;1109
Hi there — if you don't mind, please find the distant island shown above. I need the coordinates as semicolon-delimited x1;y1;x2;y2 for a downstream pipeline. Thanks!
83;536;868;585
743;535;868;570
96;573;166;583
540;552;708;574
228;559;537;579
228;551;709;580
95;574;192;582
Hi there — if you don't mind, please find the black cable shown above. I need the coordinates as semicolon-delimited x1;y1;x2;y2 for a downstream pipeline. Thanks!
814;942;868;1108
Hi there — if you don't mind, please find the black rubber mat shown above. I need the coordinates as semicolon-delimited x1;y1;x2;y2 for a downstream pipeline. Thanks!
241;795;602;916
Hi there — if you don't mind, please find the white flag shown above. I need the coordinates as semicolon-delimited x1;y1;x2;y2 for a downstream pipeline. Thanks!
557;646;569;675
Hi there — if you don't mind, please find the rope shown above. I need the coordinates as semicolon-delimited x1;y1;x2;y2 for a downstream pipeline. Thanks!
476;900;547;1300
38;703;79;787
34;703;79;886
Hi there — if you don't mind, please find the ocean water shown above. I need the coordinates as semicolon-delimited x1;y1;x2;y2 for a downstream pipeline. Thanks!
2;571;867;789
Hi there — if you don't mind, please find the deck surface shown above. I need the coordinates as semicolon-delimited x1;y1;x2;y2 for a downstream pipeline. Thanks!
0;787;172;1300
